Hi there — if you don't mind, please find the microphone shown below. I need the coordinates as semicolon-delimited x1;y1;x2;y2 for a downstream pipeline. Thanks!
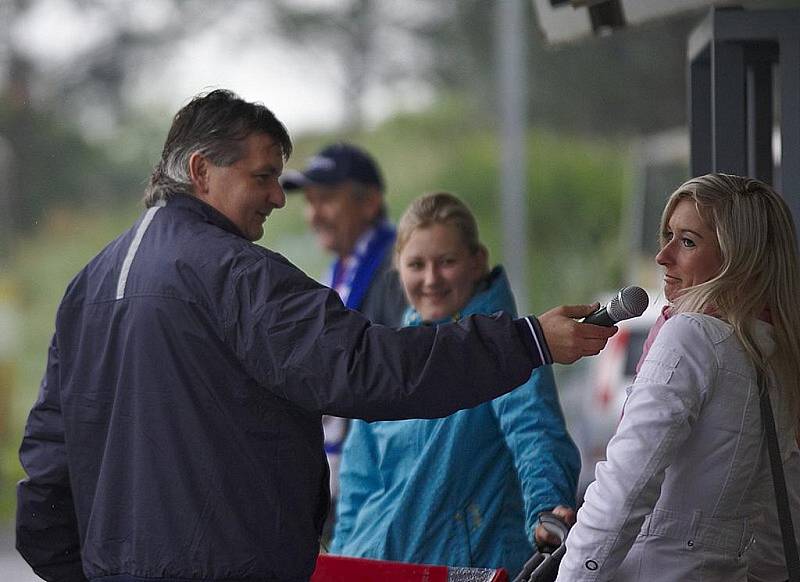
583;286;649;326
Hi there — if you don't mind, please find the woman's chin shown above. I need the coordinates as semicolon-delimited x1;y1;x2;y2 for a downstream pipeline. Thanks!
418;307;450;321
663;284;681;303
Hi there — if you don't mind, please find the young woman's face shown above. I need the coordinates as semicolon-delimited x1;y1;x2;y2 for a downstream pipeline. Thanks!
656;198;723;302
398;223;485;321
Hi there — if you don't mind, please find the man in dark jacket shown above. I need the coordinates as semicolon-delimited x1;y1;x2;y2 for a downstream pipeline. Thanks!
16;89;615;582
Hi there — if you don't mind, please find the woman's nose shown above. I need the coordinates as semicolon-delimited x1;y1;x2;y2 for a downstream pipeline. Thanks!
655;243;672;267
424;265;441;285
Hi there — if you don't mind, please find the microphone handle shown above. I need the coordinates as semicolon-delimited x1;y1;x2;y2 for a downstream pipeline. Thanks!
582;307;616;327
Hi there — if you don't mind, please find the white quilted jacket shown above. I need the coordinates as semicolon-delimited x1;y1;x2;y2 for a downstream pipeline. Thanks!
557;313;800;582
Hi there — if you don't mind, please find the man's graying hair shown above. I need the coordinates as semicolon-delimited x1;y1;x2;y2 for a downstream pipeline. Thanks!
144;89;292;207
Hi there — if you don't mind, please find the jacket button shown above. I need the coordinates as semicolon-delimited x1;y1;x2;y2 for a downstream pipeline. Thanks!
585;559;599;571
687;540;694;547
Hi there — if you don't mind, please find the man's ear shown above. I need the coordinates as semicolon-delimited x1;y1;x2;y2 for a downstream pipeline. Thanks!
188;152;210;195
362;186;383;221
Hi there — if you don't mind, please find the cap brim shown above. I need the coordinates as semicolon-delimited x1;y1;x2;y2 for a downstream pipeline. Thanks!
279;170;310;192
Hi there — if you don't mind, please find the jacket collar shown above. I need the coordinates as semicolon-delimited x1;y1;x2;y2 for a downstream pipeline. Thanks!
166;193;249;239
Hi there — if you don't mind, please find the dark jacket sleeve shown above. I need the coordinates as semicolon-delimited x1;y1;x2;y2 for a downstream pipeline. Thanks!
16;335;86;582
225;255;547;421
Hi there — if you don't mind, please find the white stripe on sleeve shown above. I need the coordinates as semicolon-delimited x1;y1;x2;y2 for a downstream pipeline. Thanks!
524;316;547;365
116;201;165;300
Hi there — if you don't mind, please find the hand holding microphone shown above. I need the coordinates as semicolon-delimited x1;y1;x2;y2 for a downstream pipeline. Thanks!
582;286;649;326
537;286;649;364
538;303;617;364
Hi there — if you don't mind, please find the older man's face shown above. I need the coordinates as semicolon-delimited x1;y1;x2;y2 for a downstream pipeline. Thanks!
200;133;286;241
302;181;381;257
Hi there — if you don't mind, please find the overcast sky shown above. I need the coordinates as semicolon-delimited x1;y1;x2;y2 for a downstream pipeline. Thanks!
6;0;436;134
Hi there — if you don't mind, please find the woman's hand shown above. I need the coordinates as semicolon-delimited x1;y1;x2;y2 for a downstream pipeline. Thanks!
534;505;576;549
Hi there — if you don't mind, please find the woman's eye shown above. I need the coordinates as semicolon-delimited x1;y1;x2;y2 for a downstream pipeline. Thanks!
681;238;696;248
662;231;673;243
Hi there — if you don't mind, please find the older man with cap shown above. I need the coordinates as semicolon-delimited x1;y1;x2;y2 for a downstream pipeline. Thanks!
281;144;407;521
281;143;406;327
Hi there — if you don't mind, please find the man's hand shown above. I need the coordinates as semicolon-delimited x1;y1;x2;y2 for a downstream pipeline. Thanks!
538;304;617;364
534;505;576;549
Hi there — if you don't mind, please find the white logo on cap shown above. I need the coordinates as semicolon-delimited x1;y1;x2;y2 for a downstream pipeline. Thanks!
306;156;337;171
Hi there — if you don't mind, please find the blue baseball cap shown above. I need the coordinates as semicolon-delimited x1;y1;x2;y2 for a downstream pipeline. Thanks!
281;142;384;192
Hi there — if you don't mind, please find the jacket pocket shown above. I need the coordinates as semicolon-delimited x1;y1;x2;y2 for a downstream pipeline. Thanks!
635;344;681;385
636;509;751;581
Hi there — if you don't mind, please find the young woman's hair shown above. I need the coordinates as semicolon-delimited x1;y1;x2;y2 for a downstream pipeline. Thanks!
394;191;487;270
660;173;800;424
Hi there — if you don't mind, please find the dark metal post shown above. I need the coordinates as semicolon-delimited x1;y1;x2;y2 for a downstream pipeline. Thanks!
746;54;774;184
688;7;800;231
711;41;747;175
780;38;800;211
689;49;712;176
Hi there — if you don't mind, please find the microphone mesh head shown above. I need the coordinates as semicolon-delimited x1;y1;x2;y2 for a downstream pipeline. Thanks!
607;286;650;322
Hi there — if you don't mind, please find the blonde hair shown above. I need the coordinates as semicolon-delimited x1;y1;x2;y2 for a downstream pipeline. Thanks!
394;192;488;271
660;173;800;424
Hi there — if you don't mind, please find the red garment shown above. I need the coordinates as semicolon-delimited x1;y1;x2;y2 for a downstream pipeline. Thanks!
635;305;671;374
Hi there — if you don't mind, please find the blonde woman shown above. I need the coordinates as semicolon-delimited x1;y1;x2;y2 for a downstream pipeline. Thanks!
331;192;580;577
557;174;800;581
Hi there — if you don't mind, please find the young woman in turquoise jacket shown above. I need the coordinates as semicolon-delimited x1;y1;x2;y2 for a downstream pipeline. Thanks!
330;192;580;577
